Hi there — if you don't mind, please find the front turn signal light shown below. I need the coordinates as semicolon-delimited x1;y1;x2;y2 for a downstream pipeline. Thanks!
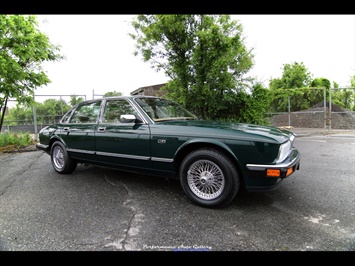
267;169;280;177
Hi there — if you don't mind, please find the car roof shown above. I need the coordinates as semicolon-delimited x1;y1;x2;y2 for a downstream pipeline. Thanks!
77;95;163;105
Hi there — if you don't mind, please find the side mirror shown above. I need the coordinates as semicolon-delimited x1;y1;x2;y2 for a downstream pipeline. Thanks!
120;114;142;124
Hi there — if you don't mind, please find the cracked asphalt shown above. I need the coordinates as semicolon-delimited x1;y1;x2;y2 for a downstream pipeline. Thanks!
0;135;354;251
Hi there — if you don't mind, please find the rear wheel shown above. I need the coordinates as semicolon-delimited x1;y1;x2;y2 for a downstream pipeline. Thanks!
179;148;240;208
50;141;77;174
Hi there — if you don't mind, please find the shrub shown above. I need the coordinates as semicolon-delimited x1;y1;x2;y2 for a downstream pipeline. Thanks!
0;131;34;148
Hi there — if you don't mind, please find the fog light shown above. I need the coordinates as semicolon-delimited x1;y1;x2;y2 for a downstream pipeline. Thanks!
267;169;280;177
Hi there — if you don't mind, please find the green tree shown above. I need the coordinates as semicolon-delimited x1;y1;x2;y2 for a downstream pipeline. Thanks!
4;98;70;125
269;62;312;91
234;83;272;124
281;62;312;89
104;90;122;97
38;98;70;121
351;75;355;87
333;81;339;89
311;77;331;90
70;95;84;106
0;15;63;132
350;75;355;111
4;104;33;125
332;86;354;110
130;15;255;121
269;62;317;112
309;77;331;106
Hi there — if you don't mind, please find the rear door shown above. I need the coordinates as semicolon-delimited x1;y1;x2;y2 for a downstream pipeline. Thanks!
58;100;102;160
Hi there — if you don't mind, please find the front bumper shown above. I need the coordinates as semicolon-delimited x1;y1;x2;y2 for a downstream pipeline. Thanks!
36;143;50;154
246;148;301;179
244;148;301;191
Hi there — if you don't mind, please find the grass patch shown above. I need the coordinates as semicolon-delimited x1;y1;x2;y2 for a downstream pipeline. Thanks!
0;131;34;148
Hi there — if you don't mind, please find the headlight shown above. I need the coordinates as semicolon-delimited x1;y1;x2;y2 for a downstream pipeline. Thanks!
276;140;292;163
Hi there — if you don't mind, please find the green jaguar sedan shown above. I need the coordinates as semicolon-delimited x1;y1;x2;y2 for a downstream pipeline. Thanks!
36;95;301;208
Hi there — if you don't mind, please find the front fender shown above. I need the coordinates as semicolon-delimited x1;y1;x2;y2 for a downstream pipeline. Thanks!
48;135;68;151
174;137;239;163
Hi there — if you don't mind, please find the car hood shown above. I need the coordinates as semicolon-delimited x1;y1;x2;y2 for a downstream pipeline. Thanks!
155;119;293;144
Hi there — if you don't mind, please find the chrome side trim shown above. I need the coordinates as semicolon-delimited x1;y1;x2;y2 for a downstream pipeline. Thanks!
96;151;150;161
64;148;173;163
67;148;96;155
151;157;174;163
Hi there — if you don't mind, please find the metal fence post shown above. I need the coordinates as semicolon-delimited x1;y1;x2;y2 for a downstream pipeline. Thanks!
324;87;327;132
329;88;332;133
33;105;38;141
288;95;291;127
60;96;63;115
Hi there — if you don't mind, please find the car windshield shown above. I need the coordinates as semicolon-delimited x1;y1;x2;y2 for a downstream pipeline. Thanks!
134;97;197;122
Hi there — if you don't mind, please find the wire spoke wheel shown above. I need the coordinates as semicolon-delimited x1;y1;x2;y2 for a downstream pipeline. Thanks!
180;149;240;208
50;141;77;174
187;159;225;200
53;145;65;170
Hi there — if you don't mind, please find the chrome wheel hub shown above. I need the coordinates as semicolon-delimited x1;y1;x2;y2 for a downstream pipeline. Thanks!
187;160;225;200
53;146;65;170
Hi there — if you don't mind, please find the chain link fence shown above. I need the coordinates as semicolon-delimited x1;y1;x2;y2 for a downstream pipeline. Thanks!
265;87;355;132
1;94;86;139
2;88;355;138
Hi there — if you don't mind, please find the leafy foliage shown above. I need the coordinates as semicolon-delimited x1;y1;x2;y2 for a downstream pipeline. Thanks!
4;98;71;125
69;95;84;106
0;131;34;148
130;15;264;123
269;62;327;112
0;15;63;131
4;89;126;125
332;88;355;110
104;91;122;97
269;63;355;112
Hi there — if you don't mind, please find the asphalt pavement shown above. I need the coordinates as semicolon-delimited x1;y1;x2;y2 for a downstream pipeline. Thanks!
0;128;354;252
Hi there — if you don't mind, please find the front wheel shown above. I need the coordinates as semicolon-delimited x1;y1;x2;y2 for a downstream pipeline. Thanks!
179;148;240;208
50;141;77;174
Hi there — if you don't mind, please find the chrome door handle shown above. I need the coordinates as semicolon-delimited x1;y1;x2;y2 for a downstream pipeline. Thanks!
63;127;70;132
97;127;106;133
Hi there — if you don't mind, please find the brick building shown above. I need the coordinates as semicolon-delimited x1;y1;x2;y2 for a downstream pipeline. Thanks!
130;83;167;97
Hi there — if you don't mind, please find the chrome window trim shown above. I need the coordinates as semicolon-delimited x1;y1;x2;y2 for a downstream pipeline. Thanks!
67;100;103;124
99;98;149;125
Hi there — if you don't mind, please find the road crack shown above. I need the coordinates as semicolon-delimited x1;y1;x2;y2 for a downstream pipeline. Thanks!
103;173;144;250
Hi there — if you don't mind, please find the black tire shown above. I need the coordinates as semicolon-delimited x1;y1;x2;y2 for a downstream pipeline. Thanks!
179;148;240;208
50;141;77;174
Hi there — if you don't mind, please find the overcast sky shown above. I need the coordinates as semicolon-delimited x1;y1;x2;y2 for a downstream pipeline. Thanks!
32;14;355;104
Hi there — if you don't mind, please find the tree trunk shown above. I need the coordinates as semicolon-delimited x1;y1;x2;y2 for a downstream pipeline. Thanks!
0;97;8;133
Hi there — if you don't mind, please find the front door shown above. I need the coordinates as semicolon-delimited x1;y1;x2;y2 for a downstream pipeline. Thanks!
94;99;151;171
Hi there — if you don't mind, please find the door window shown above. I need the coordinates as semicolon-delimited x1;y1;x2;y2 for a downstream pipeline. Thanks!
69;101;102;124
102;99;137;123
